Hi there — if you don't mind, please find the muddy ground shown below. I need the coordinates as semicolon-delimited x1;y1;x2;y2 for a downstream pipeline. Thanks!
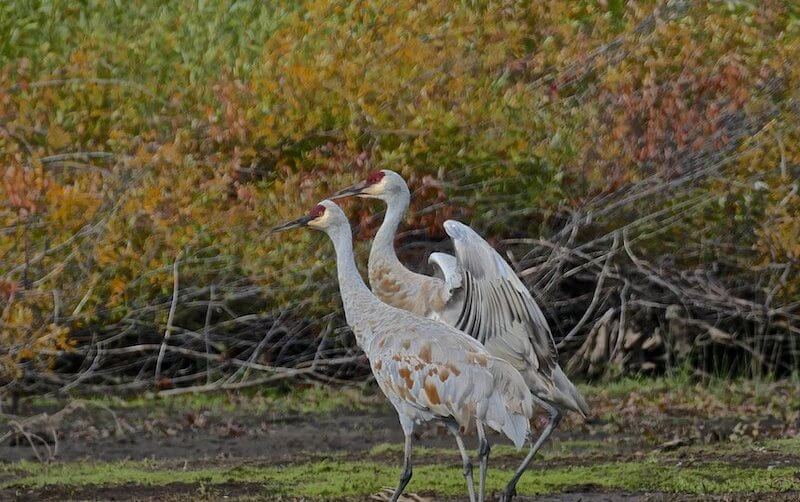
1;379;799;501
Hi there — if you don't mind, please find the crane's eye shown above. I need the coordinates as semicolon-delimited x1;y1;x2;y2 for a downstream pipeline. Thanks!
309;204;326;218
366;170;385;185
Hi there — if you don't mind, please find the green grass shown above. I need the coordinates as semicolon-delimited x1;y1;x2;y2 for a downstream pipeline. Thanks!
579;372;800;409
368;438;612;461
368;435;800;468
23;372;793;420
14;373;795;434
6;377;799;499
24;385;381;417
764;438;800;456
3;437;798;498
3;458;799;498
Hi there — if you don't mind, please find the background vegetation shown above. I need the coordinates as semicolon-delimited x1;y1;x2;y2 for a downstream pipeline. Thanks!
1;0;799;398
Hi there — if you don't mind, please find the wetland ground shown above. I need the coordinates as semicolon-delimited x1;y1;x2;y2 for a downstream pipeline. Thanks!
1;377;798;501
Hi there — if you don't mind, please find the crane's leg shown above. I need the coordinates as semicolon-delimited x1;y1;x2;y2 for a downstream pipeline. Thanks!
500;402;561;502
476;421;491;502
448;425;477;502
390;432;413;502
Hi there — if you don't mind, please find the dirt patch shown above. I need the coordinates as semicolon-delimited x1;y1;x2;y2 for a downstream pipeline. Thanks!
521;492;800;502
2;390;799;500
2;403;796;466
4;487;800;502
0;482;268;501
0;408;405;463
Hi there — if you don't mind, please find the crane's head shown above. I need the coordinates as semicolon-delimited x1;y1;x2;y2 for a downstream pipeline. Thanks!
270;200;348;234
330;169;408;202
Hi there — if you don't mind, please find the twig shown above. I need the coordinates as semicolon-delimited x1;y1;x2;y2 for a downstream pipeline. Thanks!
0;400;86;462
203;285;215;384
611;280;631;361
557;233;618;349
156;356;362;396
155;253;181;380
40;152;115;164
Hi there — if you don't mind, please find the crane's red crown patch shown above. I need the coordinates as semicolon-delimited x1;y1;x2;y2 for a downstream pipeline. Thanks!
366;170;385;185
309;204;326;218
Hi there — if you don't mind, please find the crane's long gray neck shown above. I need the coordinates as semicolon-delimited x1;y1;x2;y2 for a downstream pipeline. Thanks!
326;223;379;331
370;187;410;268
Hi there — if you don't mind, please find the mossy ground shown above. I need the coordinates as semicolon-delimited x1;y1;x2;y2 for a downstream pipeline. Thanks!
2;440;799;499
2;377;798;500
24;384;380;416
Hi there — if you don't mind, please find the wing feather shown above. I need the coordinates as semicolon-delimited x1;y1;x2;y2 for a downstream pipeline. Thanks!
442;220;558;378
428;252;462;292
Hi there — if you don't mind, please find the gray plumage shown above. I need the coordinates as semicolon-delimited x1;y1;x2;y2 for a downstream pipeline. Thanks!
272;200;533;502
431;221;588;417
331;170;589;501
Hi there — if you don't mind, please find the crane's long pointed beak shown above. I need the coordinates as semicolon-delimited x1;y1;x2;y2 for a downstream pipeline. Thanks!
269;214;314;234
329;180;369;200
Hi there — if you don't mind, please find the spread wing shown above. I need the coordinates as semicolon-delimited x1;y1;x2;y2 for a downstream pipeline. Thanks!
441;220;557;378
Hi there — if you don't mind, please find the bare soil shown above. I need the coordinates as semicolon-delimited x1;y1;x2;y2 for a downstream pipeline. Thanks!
1;391;798;501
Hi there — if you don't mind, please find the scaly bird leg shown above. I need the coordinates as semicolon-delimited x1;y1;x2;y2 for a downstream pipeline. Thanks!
450;426;477;502
390;433;413;502
500;402;561;502
476;421;491;502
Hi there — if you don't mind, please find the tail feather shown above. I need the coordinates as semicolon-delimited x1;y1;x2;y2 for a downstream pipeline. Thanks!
485;357;533;449
485;394;529;449
502;412;530;449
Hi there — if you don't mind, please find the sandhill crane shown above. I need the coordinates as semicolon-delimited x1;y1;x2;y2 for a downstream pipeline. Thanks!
332;170;590;501
271;200;534;502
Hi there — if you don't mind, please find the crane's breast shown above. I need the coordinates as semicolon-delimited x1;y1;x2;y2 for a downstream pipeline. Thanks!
369;264;427;316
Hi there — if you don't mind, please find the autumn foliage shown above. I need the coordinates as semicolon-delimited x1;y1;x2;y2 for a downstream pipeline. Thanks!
1;1;799;393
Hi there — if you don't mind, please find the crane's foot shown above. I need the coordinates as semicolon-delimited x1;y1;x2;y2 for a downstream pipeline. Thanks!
499;487;517;502
369;488;432;502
